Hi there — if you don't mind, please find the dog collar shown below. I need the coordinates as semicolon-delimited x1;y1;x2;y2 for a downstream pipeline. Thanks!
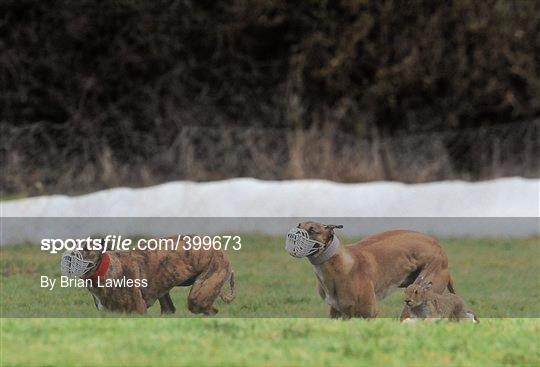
83;253;110;284
308;236;341;265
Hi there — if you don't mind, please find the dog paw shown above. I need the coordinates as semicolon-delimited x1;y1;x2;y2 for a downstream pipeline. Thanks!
160;309;176;315
203;307;218;316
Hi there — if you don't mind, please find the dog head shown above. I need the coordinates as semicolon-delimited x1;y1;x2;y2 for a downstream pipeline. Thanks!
60;240;102;278
285;221;343;258
78;243;102;264
297;221;342;246
404;282;433;308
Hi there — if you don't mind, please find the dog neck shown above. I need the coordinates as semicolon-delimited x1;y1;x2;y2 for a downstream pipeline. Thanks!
308;235;341;265
82;253;111;284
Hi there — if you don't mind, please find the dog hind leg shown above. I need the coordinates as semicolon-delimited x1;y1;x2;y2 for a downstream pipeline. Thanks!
416;260;452;295
429;269;452;295
187;263;229;316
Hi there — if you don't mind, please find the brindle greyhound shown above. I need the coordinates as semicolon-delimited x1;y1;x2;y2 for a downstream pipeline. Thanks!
293;222;455;319
75;236;235;315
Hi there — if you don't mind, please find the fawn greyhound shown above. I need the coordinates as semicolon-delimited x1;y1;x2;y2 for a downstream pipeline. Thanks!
285;221;455;319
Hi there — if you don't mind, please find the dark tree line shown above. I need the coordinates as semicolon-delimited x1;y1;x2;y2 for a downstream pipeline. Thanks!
1;0;539;194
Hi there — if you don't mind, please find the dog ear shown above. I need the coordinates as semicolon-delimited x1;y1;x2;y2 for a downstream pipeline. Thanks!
325;224;343;230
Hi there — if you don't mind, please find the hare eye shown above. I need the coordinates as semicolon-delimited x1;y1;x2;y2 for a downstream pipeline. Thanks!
414;290;418;294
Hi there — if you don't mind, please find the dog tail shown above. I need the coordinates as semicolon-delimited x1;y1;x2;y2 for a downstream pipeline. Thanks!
447;276;456;294
220;270;236;303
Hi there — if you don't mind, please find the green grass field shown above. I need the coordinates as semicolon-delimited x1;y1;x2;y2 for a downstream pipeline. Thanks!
2;318;538;366
1;236;539;366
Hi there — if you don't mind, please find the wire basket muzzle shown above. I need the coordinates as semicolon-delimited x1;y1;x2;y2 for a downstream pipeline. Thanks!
61;250;96;278
285;228;324;258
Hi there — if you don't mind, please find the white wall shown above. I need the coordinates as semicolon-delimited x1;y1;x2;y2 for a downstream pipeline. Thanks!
1;177;538;245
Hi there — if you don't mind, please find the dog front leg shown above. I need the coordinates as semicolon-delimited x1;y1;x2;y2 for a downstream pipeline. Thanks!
131;288;147;315
329;307;342;319
351;282;379;319
354;303;378;319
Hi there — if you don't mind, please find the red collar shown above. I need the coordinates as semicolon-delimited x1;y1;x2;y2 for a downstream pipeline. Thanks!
83;253;110;284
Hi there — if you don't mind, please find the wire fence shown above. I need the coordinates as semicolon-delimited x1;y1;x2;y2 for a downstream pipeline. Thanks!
1;119;538;196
